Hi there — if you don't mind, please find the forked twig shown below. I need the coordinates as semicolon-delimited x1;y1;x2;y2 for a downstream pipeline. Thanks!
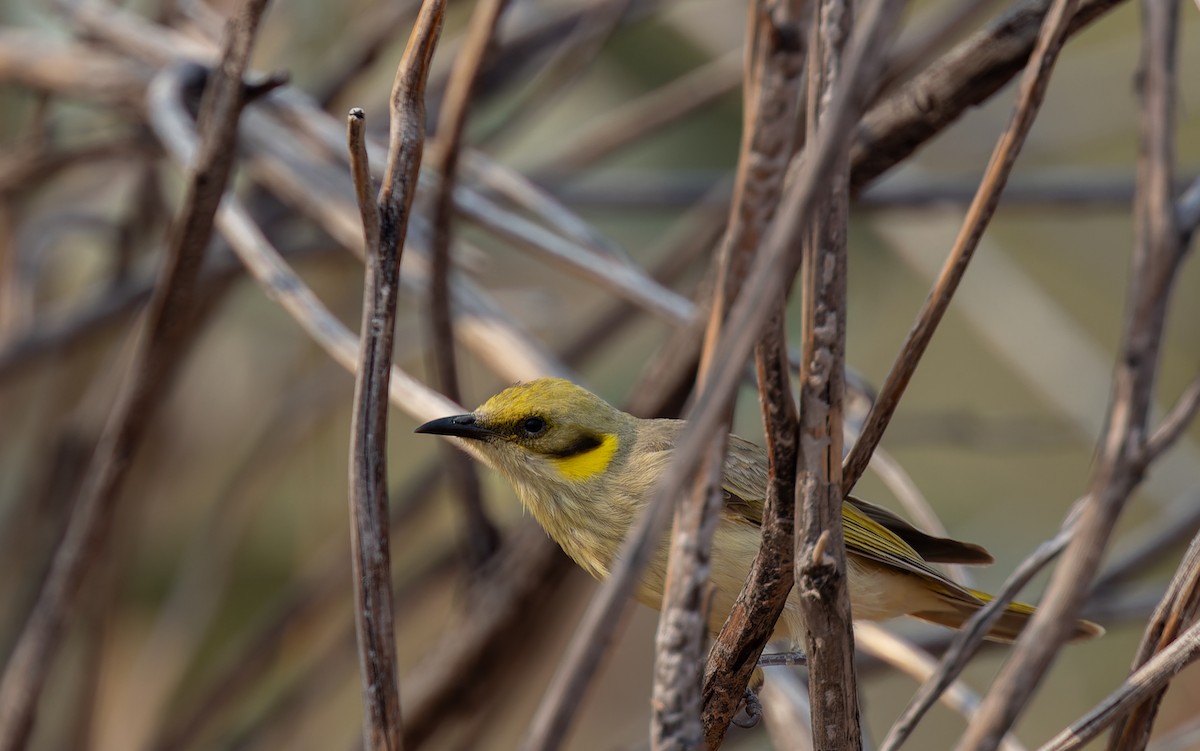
348;6;447;742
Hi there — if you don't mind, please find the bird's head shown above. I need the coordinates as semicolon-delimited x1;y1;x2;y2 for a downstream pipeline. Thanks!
415;378;635;490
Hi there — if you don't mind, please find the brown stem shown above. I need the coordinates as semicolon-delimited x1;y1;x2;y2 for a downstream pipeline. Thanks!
0;3;271;748
425;0;509;572
698;0;809;744
841;0;1087;498
956;0;1180;747
792;0;861;746
345;2;446;748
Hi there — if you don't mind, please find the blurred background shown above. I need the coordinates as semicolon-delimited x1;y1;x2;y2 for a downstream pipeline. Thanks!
1;0;1199;749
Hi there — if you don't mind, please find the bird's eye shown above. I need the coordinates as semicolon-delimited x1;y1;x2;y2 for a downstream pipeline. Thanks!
520;416;547;437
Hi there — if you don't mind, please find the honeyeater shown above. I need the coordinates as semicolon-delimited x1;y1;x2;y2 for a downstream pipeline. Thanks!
415;377;1102;644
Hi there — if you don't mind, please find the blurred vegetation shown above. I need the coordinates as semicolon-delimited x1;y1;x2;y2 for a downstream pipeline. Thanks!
1;0;1199;749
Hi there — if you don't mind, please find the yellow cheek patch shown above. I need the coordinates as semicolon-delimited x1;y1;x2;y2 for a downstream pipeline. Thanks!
550;434;618;482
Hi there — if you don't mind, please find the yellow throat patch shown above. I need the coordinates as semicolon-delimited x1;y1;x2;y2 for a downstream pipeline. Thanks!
550;433;618;482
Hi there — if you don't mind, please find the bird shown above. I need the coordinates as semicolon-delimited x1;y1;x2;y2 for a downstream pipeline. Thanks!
415;377;1103;645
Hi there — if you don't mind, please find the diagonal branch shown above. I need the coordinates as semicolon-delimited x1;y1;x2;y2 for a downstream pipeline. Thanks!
841;0;1087;498
956;0;1181;747
522;0;902;746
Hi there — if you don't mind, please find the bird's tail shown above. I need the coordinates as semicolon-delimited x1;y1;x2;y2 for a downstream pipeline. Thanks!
911;587;1105;643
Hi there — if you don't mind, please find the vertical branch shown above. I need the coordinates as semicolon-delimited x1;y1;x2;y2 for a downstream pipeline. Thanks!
0;3;271;749
345;2;446;748
652;3;807;744
793;0;859;747
698;0;809;745
426;0;509;571
347;108;404;751
957;0;1180;748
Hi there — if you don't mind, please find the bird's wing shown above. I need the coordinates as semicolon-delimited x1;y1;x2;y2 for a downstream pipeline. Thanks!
718;435;983;585
845;497;994;565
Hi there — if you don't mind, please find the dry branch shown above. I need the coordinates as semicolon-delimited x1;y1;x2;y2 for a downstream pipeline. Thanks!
1107;531;1200;750
699;1;808;742
424;0;509;572
1037;617;1200;751
791;0;862;744
841;0;1086;497
0;4;271;748
346;5;446;744
956;0;1182;746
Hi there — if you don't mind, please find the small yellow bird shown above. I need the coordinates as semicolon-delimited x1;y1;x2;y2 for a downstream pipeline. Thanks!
416;377;1102;644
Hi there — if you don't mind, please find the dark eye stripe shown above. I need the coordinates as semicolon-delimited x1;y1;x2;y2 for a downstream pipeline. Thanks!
543;433;602;459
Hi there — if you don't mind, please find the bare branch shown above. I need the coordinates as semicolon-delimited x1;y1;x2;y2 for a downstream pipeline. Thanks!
791;0;866;742
425;0;509;572
956;0;1182;746
849;0;1128;191
0;2;271;747
841;0;1086;498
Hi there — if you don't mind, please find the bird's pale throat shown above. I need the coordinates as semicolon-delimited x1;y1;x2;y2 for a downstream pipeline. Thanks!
549;433;618;481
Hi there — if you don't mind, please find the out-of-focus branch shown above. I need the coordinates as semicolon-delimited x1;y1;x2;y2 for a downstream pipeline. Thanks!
1037;617;1200;751
425;0;509;573
0;3;272;748
849;0;1127;191
1107;530;1200;750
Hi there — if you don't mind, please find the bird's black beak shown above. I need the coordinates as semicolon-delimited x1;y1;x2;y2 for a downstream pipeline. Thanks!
414;413;493;440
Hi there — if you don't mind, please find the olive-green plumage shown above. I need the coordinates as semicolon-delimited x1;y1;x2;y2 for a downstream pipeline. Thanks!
416;377;1102;644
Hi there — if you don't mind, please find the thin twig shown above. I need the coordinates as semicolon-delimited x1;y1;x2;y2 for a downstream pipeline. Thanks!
1140;371;1200;466
841;0;1086;498
0;4;271;748
348;109;396;750
425;0;509;572
346;6;447;743
879;506;1080;751
956;0;1181;746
